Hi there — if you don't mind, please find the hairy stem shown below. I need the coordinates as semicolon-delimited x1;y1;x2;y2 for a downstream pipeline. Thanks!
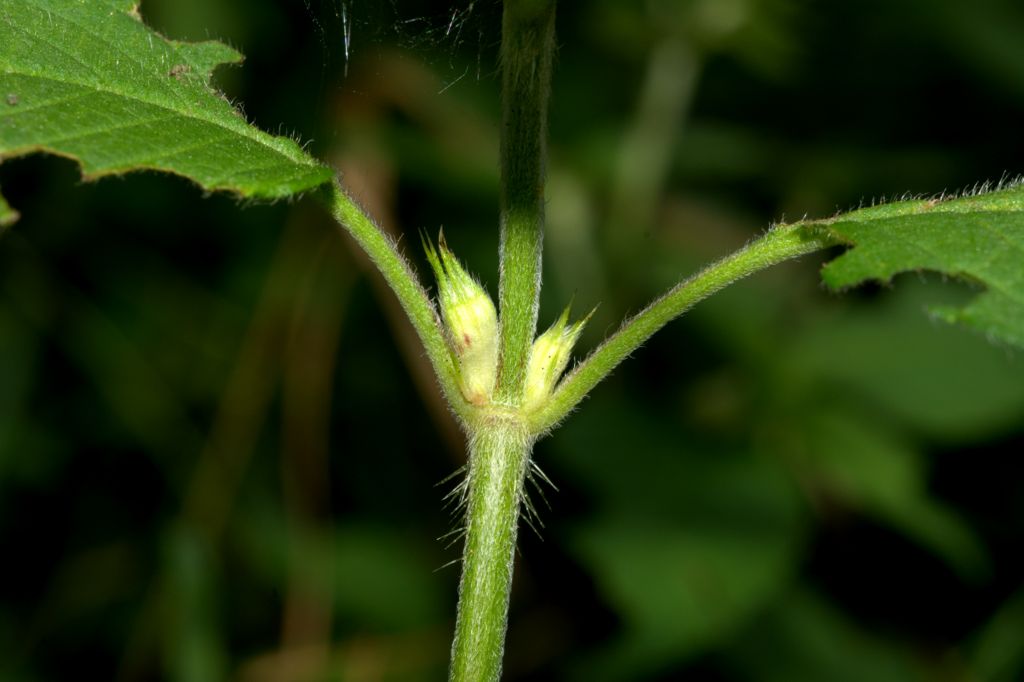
495;0;557;405
322;179;473;424
450;416;533;682
528;223;841;434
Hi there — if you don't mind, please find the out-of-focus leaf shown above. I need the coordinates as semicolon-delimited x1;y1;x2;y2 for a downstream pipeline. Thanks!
905;0;1024;103
321;525;446;630
800;410;987;578
816;183;1024;349
788;279;1024;442
727;589;929;682
550;398;805;680
0;0;332;223
0;612;30;681
569;516;800;681
0;307;34;471
237;515;445;631
0;187;16;228
968;585;1024;682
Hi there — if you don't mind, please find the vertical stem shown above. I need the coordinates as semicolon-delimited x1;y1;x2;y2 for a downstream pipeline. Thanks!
449;417;533;682
448;3;555;678
495;0;557;405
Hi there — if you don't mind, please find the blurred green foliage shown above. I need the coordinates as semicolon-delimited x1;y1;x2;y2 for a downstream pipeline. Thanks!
1;0;1023;680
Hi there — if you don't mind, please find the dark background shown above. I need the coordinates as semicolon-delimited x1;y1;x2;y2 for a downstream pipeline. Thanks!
2;0;1024;680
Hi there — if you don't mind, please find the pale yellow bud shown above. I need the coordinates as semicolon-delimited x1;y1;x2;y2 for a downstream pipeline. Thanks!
523;304;591;412
424;231;499;405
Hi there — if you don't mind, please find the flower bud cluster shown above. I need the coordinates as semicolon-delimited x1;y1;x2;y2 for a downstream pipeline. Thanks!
424;231;499;405
424;232;591;412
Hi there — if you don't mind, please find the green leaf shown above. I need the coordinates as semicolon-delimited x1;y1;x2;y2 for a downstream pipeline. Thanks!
728;589;930;682
800;410;987;578
552;398;805;680
969;586;1024;682
570;516;800;681
0;186;17;228
787;279;1024;442
236;513;446;630
816;183;1024;348
0;0;331;222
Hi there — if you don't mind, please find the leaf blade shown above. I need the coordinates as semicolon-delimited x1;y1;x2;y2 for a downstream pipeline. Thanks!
0;0;331;218
815;184;1024;348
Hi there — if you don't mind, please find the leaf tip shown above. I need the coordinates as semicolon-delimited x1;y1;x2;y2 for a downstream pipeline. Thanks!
0;202;19;232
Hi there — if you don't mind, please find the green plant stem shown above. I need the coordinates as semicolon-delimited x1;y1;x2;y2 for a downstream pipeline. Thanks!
449;415;533;682
322;179;473;424
495;0;557;405
528;223;841;434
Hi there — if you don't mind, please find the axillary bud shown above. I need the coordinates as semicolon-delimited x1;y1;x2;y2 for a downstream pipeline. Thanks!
424;231;499;405
523;303;592;412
